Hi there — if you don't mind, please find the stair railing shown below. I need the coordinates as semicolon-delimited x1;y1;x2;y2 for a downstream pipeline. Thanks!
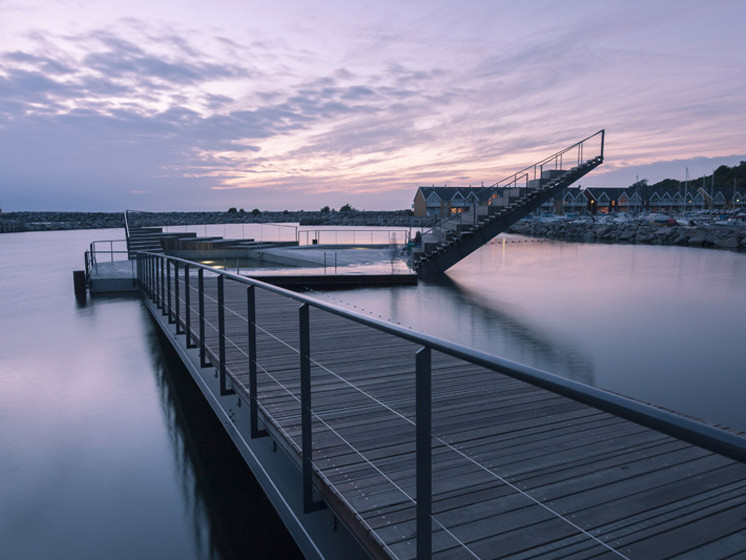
124;210;131;239
488;129;605;191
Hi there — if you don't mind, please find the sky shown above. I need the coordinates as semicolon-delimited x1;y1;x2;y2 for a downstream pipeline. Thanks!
1;0;745;211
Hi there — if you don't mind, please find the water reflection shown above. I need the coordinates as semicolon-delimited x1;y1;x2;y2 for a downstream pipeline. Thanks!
317;237;746;432
145;324;303;560
431;275;596;385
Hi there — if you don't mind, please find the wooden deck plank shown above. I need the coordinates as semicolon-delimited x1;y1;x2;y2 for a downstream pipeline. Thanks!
158;275;746;560
621;503;746;559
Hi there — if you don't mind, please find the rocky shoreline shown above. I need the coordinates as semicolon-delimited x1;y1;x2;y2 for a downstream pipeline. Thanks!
509;215;746;251
0;210;435;232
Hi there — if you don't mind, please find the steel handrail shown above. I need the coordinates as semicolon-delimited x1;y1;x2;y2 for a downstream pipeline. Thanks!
297;227;412;246
137;249;746;558
488;129;605;189
136;251;746;462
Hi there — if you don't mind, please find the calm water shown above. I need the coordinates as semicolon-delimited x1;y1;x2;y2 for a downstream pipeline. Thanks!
0;229;302;560
316;235;746;433
1;228;745;559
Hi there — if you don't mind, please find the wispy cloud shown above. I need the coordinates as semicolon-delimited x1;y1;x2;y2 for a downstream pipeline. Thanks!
1;2;745;210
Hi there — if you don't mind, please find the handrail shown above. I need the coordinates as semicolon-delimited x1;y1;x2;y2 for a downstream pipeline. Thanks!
136;250;746;463
488;129;605;189
297;227;411;246
85;239;130;282
124;210;132;257
136;250;746;558
124;210;131;239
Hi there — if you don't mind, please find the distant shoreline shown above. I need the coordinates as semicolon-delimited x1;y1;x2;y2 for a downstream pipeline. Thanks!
0;210;435;232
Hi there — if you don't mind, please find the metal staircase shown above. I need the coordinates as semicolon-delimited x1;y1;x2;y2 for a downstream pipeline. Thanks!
124;211;165;256
413;130;605;277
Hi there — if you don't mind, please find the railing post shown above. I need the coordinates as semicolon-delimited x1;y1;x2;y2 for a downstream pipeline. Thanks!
247;286;267;438
416;346;432;560
198;268;210;368
300;303;324;513
174;262;182;334
218;275;234;396
166;259;173;321
149;255;154;300
161;257;167;310
185;265;195;348
157;257;164;309
151;255;157;301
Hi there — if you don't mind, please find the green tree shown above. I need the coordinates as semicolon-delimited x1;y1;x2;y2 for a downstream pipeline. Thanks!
252;208;261;215
227;207;238;214
320;206;330;213
339;203;354;212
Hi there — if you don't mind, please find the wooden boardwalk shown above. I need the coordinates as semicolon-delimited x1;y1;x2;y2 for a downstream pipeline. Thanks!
160;270;746;560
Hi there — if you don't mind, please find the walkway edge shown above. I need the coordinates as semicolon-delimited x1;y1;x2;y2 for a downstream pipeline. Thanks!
142;296;373;560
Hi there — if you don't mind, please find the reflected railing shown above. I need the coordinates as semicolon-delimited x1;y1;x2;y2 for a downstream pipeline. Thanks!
136;250;746;559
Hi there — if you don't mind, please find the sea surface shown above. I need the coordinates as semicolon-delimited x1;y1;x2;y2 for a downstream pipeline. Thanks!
1;226;745;559
0;228;303;560
317;235;746;432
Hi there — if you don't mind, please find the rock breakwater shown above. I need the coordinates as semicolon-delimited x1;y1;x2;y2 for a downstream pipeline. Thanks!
0;210;435;232
509;216;746;251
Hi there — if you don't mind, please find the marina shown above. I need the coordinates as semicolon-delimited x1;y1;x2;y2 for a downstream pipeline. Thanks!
4;1;746;558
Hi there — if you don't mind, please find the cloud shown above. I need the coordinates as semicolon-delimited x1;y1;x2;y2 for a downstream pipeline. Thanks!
1;3;746;211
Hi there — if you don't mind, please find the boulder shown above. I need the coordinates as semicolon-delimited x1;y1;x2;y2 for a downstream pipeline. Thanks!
687;228;706;246
715;234;739;249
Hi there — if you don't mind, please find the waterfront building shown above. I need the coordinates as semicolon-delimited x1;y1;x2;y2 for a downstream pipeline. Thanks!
414;183;745;218
412;186;499;217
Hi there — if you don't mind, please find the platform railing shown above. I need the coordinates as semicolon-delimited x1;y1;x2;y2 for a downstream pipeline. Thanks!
136;251;746;559
84;239;130;282
297;227;412;246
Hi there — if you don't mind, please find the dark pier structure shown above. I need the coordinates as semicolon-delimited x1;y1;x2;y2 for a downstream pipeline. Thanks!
134;251;746;559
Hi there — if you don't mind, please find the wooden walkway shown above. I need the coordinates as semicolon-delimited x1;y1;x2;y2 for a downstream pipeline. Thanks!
163;271;746;560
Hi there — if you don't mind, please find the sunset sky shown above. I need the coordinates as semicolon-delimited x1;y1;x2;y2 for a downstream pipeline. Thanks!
1;0;744;211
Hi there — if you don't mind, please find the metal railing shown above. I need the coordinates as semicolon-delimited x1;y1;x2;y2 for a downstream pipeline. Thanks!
488;129;604;190
297;227;412;246
159;223;413;246
136;251;746;559
84;239;130;281
124;210;131;239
